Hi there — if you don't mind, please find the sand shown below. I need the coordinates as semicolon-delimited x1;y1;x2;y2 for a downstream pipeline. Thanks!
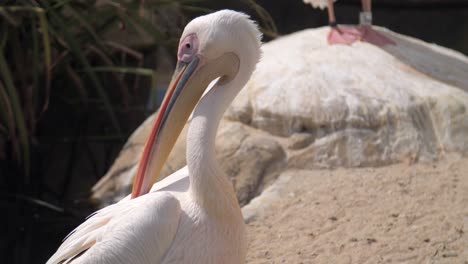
246;154;468;263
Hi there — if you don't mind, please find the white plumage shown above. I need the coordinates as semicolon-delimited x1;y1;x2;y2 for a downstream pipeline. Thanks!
47;10;262;264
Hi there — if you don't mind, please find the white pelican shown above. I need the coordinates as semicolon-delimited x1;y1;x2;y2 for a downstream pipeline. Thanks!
303;0;395;46
47;10;261;264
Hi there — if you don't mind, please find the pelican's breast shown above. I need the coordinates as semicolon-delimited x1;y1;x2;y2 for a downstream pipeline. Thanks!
161;196;246;264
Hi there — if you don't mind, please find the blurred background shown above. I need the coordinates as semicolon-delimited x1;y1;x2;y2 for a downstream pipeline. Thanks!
0;0;467;263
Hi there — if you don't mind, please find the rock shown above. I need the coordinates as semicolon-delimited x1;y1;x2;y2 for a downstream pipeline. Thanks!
286;132;314;150
227;26;468;167
91;26;468;207
242;171;294;223
216;121;287;206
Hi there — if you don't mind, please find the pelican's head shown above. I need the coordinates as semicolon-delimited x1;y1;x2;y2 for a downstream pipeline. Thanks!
132;10;262;198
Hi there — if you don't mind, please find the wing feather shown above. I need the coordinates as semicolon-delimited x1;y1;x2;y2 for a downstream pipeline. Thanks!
47;192;181;264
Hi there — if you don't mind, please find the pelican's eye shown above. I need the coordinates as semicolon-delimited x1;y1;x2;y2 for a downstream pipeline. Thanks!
178;34;199;63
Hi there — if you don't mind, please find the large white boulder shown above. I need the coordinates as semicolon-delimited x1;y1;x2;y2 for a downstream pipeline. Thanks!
226;27;468;168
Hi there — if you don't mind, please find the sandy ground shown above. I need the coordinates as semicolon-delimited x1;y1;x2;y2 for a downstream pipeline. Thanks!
246;154;468;263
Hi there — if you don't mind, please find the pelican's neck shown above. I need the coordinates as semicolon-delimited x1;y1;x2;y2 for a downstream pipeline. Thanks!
187;60;255;214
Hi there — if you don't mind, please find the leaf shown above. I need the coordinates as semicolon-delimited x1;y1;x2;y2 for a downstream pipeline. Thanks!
242;0;278;38
0;6;53;114
86;45;130;106
87;66;157;108
66;5;107;52
181;5;213;13
66;63;88;100
36;7;52;112
104;41;143;60
85;66;156;78
0;81;15;143
41;0;122;135
0;22;8;49
104;41;146;93
0;192;65;213
31;16;40;111
0;52;30;178
117;10;165;44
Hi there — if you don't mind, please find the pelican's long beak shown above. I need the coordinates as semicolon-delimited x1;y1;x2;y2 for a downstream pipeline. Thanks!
131;57;201;198
131;52;239;198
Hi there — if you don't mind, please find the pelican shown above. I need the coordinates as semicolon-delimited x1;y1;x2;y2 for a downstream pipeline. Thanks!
303;0;395;46
47;10;261;264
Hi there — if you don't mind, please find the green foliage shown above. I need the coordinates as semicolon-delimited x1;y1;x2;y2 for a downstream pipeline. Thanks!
0;0;180;176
